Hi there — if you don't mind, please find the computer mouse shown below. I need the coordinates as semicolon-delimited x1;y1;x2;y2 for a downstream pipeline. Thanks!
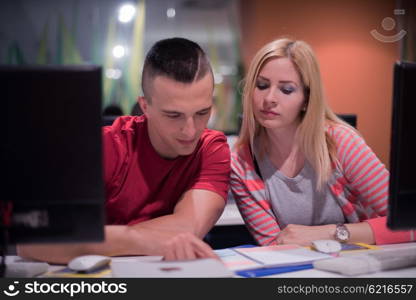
311;240;342;254
68;255;111;272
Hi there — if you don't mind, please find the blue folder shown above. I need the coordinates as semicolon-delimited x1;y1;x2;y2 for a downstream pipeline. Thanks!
235;263;313;278
222;244;314;277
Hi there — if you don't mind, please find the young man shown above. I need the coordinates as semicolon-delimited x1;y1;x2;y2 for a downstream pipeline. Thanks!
18;38;231;263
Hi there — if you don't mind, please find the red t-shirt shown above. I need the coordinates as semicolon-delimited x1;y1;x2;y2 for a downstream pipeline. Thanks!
102;115;231;225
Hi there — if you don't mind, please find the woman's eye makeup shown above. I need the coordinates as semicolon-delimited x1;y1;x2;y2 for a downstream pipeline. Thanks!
256;78;297;94
256;81;269;90
280;86;295;95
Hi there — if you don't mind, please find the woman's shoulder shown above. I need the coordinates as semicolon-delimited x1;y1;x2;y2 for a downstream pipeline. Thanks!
326;122;357;136
231;143;256;171
326;122;363;147
231;143;250;161
326;122;375;168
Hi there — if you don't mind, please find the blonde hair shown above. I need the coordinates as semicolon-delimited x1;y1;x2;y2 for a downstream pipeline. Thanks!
236;38;354;189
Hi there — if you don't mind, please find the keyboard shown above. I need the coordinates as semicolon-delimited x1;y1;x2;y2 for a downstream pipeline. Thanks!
313;247;416;276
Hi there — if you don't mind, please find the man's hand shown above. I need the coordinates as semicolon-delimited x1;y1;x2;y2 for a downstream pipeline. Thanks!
162;232;218;260
128;225;218;260
129;188;224;260
276;224;336;246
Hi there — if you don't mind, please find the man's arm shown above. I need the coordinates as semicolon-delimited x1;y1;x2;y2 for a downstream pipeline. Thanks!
132;189;225;260
17;189;225;264
136;189;224;237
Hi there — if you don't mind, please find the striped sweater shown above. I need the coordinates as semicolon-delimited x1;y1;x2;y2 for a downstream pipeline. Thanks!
230;124;415;245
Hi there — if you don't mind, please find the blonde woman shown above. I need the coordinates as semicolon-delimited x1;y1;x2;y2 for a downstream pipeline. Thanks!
231;38;415;246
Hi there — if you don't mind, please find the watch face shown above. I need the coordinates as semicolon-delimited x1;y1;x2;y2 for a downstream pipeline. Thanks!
336;225;350;242
338;229;349;240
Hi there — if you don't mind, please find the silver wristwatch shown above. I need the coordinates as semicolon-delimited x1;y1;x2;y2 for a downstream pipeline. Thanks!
334;223;350;243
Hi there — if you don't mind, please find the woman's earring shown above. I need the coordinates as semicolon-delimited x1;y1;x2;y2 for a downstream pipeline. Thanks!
302;106;307;112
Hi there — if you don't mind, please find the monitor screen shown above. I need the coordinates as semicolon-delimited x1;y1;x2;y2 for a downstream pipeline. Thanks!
387;61;416;230
2;65;105;244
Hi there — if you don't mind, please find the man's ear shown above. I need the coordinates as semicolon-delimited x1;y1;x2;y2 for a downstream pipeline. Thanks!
138;96;149;114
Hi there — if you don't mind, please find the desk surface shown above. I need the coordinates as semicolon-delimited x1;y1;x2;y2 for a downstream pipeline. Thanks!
28;242;414;278
270;242;416;278
270;265;416;278
214;204;416;277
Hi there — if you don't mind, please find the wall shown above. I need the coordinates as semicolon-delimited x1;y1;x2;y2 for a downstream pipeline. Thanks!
240;0;400;166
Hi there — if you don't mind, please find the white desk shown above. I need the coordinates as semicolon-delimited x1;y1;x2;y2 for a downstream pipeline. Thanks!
112;243;416;278
269;242;416;278
214;202;416;277
269;265;416;278
18;242;409;278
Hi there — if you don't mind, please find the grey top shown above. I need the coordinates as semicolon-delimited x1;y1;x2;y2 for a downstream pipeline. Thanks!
254;147;345;229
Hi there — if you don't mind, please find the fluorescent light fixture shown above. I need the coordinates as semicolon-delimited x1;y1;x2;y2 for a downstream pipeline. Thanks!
119;3;136;23
167;8;176;18
112;45;126;58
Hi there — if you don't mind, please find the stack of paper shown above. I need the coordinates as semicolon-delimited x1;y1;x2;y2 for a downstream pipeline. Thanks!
215;245;332;275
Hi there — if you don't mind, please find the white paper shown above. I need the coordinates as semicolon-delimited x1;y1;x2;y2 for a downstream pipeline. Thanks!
214;245;333;271
111;258;233;278
238;248;331;266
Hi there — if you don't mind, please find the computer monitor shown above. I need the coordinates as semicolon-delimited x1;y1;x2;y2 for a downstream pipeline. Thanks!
387;61;416;230
2;65;105;244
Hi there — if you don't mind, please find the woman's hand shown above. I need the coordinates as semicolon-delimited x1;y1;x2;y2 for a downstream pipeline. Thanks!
276;222;375;246
276;224;336;246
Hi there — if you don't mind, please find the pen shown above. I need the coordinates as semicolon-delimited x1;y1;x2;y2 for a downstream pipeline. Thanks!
235;264;313;278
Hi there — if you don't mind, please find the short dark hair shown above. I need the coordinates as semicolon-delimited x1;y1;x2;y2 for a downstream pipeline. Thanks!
141;37;212;100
